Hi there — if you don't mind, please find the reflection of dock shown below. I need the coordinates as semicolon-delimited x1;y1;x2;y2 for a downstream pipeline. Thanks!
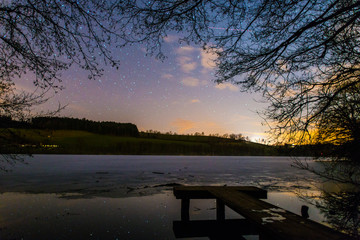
173;186;349;240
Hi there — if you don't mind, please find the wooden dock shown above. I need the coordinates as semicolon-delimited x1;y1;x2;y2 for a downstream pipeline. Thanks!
173;186;350;240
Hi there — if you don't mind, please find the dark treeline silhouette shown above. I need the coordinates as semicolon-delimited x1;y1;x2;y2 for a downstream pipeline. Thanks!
0;116;139;137
0;116;30;128
32;117;139;137
140;131;245;143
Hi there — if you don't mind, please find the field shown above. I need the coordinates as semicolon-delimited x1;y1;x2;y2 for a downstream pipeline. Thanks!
1;128;278;155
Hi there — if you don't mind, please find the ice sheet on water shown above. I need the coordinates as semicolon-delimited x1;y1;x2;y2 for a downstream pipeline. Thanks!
0;155;320;197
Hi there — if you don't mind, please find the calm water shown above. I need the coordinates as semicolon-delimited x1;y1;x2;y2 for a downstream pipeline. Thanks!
0;155;325;239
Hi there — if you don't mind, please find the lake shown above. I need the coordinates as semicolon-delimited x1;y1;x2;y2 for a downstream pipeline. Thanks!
0;155;326;239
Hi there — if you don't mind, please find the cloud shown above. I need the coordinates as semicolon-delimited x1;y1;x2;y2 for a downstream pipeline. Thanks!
171;118;228;135
190;99;200;103
177;56;197;73
171;118;196;133
182;62;197;73
200;49;217;69
181;77;200;87
161;73;174;80
181;77;207;87
215;82;239;92
140;47;147;53
231;114;252;122
175;45;219;74
176;46;196;54
164;35;178;43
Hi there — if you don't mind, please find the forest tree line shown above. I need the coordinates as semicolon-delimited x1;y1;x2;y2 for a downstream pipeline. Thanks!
0;116;139;137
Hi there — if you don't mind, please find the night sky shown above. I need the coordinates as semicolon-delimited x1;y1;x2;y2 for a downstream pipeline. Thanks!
16;34;268;141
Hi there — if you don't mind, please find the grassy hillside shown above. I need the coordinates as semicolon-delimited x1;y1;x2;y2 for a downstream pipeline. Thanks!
1;128;278;155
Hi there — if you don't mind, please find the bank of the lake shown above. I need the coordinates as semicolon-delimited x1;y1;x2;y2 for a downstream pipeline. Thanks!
1;129;323;156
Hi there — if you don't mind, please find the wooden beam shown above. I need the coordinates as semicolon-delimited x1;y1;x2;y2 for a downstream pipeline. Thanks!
209;188;349;240
175;186;266;222
174;186;267;199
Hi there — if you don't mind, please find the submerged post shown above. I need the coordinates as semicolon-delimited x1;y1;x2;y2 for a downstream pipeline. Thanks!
181;198;190;221
216;198;225;221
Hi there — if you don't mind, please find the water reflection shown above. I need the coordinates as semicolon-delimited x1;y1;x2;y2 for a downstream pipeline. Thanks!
0;192;179;240
0;155;355;239
320;191;360;238
298;182;360;239
0;189;348;240
0;154;27;172
173;219;259;239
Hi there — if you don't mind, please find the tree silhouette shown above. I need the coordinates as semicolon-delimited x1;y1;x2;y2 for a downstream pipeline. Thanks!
316;83;360;162
116;0;360;149
0;0;122;118
0;0;124;169
292;83;360;186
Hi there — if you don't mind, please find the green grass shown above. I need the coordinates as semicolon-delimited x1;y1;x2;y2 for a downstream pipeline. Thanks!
1;128;277;155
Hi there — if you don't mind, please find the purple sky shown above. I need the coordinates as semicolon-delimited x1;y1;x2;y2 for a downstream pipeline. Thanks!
16;35;268;141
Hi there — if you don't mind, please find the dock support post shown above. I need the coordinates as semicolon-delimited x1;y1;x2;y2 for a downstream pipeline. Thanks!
181;198;190;221
259;234;276;240
216;198;225;221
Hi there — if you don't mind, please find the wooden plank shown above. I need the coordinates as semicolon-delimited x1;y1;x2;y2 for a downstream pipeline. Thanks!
209;188;349;240
173;219;259;239
173;186;267;199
